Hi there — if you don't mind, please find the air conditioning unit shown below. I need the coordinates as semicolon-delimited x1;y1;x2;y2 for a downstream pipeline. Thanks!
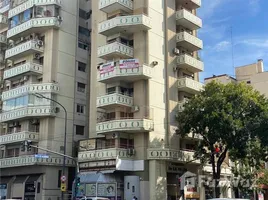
173;48;180;55
127;148;135;156
57;16;63;22
37;40;43;46
34;53;41;59
131;106;139;113
152;61;158;66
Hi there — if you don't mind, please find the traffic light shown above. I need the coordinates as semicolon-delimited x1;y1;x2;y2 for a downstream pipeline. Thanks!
20;142;25;152
27;140;32;151
76;177;80;187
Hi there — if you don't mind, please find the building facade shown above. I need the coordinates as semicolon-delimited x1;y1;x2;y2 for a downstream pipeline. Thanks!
78;0;207;200
0;0;91;199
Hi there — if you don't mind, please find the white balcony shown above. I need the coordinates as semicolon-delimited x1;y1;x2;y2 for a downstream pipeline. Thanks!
176;9;202;30
99;15;151;36
3;62;43;80
1;83;59;101
0;155;75;168
0;131;39;145
0;106;57;122
177;54;204;73
0;34;7;46
178;77;204;94
8;0;61;18
0;2;10;14
98;42;134;60
176;31;203;51
99;0;133;13
147;148;200;164
7;17;61;39
96;119;154;134
97;93;133;108
98;65;152;83
0;14;7;29
5;40;44;60
78;148;129;162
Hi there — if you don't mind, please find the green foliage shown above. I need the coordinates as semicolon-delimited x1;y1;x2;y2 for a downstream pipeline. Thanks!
176;81;268;196
257;169;268;185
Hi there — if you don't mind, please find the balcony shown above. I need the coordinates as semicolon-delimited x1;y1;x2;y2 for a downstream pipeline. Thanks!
1;83;59;101
0;34;7;46
98;42;134;60
99;0;133;13
98;65;152;83
0;106;57;122
178;77;204;94
176;31;203;51
0;131;39;145
7;17;61;40
8;0;61;19
0;14;7;29
0;2;10;14
0;155;75;168
99;15;151;36
97;92;133;108
5;40;44;60
96;119;154;134
177;54;204;73
176;0;201;9
176;9;202;30
78;148;129;162
3;62;43;80
147;148;200;164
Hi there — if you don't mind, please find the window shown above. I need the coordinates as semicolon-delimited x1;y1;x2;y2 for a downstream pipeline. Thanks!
78;41;89;50
247;80;251;84
105;139;115;148
79;9;91;20
77;82;86;93
78;62;86;72
106;112;115;120
76;104;85;114
76;125;85;135
120;138;134;149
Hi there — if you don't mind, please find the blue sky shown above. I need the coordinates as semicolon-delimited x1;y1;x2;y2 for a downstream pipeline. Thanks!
198;0;268;82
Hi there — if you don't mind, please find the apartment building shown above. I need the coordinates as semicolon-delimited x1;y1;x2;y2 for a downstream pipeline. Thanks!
77;0;205;200
0;0;91;199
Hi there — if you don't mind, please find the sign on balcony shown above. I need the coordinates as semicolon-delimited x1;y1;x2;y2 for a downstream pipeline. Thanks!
100;62;114;74
119;59;139;69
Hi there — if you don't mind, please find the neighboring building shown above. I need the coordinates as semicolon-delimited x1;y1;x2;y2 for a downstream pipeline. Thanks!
0;0;91;199
78;0;205;200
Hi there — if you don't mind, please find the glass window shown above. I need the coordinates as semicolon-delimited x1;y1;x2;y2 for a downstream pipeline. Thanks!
23;9;31;22
78;61;86;72
77;82;86;93
10;15;19;28
76;125;84;135
76;104;85;114
105;139;115;148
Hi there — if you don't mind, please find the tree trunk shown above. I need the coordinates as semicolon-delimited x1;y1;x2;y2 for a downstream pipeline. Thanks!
215;179;220;198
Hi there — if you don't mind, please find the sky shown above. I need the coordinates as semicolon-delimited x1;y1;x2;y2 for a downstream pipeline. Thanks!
198;0;268;82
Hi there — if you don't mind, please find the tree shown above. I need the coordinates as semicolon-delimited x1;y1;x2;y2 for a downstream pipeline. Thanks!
176;81;268;198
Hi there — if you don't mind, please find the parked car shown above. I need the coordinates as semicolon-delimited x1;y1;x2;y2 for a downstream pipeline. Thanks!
77;197;110;200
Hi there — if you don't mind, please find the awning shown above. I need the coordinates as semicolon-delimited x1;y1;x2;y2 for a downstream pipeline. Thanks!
79;171;117;183
26;175;40;183
13;175;28;183
0;176;12;184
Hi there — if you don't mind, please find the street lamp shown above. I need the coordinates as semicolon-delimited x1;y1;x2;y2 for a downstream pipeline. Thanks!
33;93;67;199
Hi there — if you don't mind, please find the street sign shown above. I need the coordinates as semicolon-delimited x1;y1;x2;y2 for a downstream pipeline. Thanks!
61;175;67;182
61;182;67;192
34;154;49;159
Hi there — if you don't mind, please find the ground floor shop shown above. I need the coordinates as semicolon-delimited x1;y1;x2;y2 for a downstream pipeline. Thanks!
0;165;75;200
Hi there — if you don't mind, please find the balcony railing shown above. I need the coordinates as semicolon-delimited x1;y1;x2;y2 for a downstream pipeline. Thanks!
0;2;10;14
147;148;200;164
98;42;134;59
7;17;61;39
1;83;59;101
178;77;204;94
0;131;39;145
97;92;133;108
3;62;43;80
5;40;44;60
99;14;151;36
176;31;203;51
8;0;61;18
98;65;152;83
0;34;7;45
0;155;75;168
0;106;57;122
96;118;154;134
99;0;133;13
177;54;204;73
176;9;202;30
78;148;130;162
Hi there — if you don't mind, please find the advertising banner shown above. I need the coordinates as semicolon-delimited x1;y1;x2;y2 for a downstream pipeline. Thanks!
86;184;96;196
100;62;115;74
97;183;116;197
79;139;96;151
119;59;139;69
